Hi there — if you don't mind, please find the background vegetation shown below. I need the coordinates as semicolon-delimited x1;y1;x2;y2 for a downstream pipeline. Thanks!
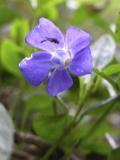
0;0;120;160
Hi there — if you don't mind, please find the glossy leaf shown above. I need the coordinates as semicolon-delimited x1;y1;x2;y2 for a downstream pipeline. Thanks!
84;34;116;84
91;34;116;69
81;95;120;116
0;103;14;160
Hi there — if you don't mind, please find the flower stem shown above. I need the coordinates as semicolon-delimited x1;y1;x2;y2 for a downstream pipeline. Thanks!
62;100;117;160
61;94;120;159
93;68;119;91
42;81;94;160
56;96;69;113
76;94;120;125
44;68;120;160
70;82;94;127
75;100;117;148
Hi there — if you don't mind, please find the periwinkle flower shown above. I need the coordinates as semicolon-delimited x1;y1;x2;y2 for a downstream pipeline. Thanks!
19;18;93;96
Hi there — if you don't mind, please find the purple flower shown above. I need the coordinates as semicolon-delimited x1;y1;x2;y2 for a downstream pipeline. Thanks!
19;18;93;96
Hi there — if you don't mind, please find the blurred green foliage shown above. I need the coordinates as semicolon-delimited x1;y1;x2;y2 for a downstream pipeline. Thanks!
11;19;29;45
0;0;120;159
1;39;22;76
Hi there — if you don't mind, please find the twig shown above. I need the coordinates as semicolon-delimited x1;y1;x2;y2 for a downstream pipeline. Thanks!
15;131;48;148
11;150;29;160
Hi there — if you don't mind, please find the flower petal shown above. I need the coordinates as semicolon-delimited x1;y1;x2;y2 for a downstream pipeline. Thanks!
19;52;53;86
25;17;64;53
66;26;92;55
46;69;73;96
69;47;93;76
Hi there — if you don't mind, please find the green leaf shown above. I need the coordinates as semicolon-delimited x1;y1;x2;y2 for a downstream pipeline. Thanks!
35;0;64;20
115;13;120;42
92;15;112;33
11;19;29;45
25;94;53;115
1;39;22;76
33;114;69;143
109;148;120;160
72;5;90;25
82;139;111;155
93;68;119;91
22;94;53;128
103;64;120;75
0;7;19;25
63;122;116;153
81;95;120;116
79;123;118;155
91;35;115;69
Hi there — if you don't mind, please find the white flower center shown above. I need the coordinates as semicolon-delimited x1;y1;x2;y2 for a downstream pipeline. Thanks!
53;49;72;67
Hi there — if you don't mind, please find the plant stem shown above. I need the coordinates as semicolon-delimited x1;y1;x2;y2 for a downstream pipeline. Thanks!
43;73;98;159
76;94;120;124
93;68;119;91
75;101;117;148
61;148;73;160
56;96;69;113
62;95;119;159
70;81;94;127
43;68;119;159
42;82;94;160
